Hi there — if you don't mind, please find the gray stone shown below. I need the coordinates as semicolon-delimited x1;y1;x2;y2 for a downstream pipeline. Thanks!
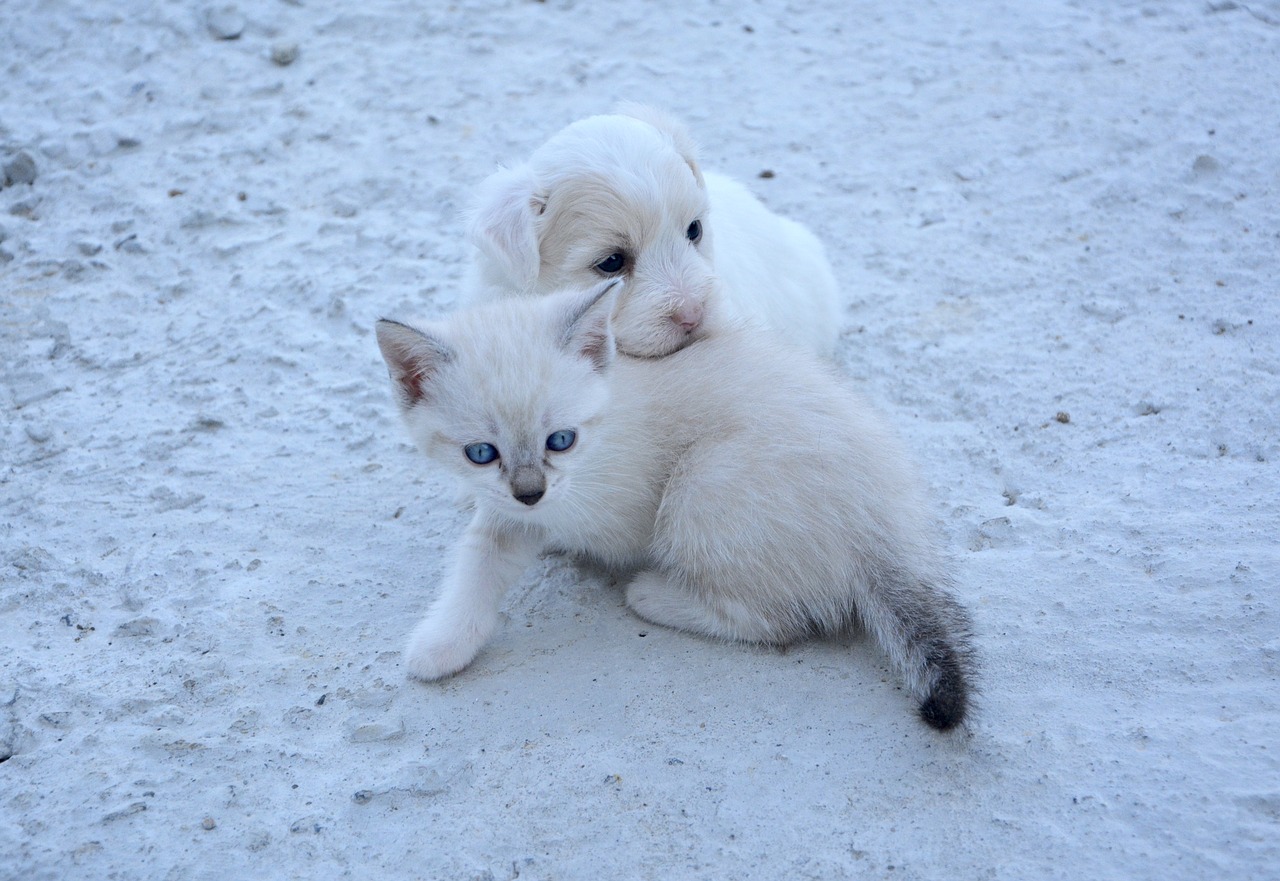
206;7;246;40
8;198;40;218
271;43;299;66
1192;154;1220;175
3;151;37;187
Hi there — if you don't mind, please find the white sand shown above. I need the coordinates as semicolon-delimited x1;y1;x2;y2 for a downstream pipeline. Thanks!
2;2;1277;878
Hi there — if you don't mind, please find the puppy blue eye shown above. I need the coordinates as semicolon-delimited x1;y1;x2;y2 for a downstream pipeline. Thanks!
546;430;576;452
464;442;499;464
686;219;702;243
594;253;626;275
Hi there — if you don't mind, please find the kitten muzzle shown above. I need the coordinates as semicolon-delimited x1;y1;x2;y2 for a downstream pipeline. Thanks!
509;465;547;507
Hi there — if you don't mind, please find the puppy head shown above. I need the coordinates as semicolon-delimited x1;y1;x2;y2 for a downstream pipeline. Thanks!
468;111;721;357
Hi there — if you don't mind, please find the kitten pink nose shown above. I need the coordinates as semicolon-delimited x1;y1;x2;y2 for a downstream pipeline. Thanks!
671;301;704;333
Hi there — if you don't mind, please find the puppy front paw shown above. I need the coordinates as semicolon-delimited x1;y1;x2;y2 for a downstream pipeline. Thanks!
403;615;485;681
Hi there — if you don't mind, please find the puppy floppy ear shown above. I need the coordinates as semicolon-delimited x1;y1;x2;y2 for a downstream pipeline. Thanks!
467;164;547;292
375;319;454;410
615;103;704;187
557;279;622;373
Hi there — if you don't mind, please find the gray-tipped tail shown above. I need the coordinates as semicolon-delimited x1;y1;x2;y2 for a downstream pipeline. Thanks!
918;644;971;731
856;568;976;732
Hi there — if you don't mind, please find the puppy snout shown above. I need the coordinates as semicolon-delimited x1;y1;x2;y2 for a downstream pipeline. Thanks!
510;466;546;507
669;299;704;333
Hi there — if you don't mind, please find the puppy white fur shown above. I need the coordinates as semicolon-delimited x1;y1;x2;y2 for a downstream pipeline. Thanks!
465;107;841;357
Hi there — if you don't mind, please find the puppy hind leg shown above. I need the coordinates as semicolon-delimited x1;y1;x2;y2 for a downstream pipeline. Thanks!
625;569;785;644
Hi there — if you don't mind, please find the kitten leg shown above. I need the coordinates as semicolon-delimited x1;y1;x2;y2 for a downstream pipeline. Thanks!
404;515;539;681
625;569;786;644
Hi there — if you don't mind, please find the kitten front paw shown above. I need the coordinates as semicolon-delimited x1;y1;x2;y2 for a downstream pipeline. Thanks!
403;616;484;681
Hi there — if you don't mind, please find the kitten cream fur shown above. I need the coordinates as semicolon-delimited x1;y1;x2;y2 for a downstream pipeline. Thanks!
376;282;976;731
465;107;841;358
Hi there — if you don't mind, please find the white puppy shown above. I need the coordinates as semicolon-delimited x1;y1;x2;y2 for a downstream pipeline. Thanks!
464;107;841;357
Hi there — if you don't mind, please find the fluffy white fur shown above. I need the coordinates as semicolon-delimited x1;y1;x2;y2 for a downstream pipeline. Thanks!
465;107;841;358
376;282;975;731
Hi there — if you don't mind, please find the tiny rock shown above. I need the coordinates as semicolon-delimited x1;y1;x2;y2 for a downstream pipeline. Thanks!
3;152;38;187
271;43;300;66
1192;154;1220;175
206;7;246;40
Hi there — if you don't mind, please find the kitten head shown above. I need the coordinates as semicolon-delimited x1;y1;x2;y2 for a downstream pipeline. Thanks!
467;108;720;358
376;281;620;518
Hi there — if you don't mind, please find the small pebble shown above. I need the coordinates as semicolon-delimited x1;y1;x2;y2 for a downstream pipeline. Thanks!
271;43;300;66
1192;154;1220;175
8;198;40;218
206;7;246;40
3;151;38;187
352;790;374;805
202;817;217;830
1055;411;1071;424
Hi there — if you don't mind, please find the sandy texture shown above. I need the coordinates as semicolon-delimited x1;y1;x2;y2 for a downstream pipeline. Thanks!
2;1;1278;878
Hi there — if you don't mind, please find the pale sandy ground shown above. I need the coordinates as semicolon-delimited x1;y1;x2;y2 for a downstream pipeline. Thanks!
2;2;1278;879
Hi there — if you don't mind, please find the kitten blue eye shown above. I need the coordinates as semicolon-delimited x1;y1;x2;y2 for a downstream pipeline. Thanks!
545;430;576;452
594;253;626;275
464;442;499;465
686;219;702;243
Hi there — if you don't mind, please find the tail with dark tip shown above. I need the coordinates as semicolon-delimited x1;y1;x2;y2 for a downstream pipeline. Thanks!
917;641;972;731
855;566;977;731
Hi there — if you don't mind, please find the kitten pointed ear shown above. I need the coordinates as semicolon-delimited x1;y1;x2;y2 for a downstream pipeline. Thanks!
615;103;704;187
558;279;622;373
375;319;454;410
467;164;547;292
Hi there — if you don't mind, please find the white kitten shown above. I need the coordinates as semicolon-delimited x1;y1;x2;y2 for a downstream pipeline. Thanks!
376;281;975;731
465;106;841;358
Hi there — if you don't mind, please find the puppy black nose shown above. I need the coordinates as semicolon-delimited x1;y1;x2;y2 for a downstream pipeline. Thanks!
515;490;544;506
